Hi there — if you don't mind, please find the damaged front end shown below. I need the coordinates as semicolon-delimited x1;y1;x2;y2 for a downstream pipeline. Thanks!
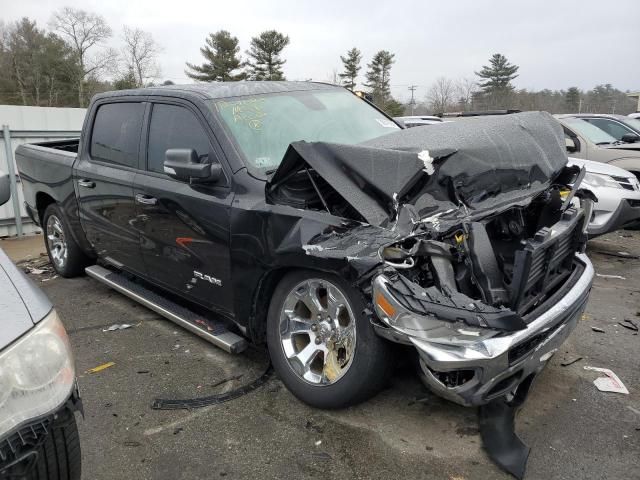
266;111;595;407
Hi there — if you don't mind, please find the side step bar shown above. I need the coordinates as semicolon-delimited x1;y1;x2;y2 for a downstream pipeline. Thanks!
85;265;247;354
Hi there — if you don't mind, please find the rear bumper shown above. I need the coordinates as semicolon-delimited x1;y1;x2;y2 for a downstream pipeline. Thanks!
374;253;594;406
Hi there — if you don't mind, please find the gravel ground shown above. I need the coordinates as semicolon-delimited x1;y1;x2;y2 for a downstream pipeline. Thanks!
5;230;639;480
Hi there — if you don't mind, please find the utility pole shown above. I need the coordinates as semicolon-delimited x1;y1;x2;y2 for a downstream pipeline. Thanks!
578;98;582;113
408;85;417;115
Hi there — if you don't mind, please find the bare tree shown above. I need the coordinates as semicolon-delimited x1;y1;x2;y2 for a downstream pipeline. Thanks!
456;78;477;111
426;77;456;113
50;7;116;106
121;26;161;87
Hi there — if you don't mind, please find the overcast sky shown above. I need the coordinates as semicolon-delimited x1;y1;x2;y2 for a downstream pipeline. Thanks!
4;0;639;101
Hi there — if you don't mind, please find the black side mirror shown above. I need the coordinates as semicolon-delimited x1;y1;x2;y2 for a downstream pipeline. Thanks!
565;136;578;153
163;149;222;184
0;172;10;206
621;133;640;143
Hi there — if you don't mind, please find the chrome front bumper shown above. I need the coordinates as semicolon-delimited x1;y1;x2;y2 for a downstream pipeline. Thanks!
373;253;594;406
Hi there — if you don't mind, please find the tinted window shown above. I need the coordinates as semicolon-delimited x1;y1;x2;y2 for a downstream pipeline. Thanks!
147;104;211;174
90;103;144;167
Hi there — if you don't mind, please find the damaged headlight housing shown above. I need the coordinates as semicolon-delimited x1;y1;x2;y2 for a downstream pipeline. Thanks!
582;172;624;189
0;309;75;438
373;282;499;347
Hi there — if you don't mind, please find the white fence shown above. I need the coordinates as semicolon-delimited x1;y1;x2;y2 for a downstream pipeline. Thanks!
0;105;86;237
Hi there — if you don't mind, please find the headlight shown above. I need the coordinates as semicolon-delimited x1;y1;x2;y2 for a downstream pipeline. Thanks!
582;172;623;189
373;281;499;346
0;309;75;438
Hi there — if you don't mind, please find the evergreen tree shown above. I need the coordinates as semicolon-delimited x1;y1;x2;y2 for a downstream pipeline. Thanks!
565;87;581;112
1;18;78;106
245;30;289;81
475;53;519;108
364;50;395;106
185;30;244;82
475;53;519;92
338;47;362;90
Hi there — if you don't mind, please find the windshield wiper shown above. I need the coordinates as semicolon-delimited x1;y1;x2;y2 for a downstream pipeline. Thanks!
596;141;613;145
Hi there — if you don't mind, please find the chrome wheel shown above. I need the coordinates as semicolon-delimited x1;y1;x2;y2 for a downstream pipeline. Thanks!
46;215;67;269
279;278;357;385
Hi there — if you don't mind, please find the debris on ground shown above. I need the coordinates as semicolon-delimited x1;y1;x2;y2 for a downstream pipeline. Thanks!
595;250;639;260
17;257;58;281
619;319;639;332
123;441;141;447
591;327;606;333
596;273;626;280
173;427;183;435
584;366;629;394
560;357;583;367
86;361;116;374
103;323;133;332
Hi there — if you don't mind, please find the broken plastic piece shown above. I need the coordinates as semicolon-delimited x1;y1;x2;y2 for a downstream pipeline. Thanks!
479;398;530;479
619;319;639;332
86;361;115;374
152;363;273;410
584;366;629;394
560;356;582;367
591;327;606;333
103;323;133;332
595;273;626;280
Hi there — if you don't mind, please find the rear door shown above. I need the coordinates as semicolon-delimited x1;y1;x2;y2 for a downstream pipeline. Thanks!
74;100;147;275
133;100;235;314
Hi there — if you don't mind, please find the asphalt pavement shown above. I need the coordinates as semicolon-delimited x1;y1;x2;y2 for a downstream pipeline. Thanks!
3;230;639;480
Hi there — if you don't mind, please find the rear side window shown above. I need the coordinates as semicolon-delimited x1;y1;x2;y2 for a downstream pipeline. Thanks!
147;104;211;174
90;103;144;167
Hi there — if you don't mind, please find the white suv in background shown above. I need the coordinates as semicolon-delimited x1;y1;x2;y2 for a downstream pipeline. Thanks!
569;157;640;237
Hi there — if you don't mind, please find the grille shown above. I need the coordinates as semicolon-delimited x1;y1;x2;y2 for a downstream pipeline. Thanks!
509;207;584;316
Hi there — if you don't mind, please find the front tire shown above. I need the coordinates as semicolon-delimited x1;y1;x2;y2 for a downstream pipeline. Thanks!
1;407;81;480
42;204;90;278
267;270;392;409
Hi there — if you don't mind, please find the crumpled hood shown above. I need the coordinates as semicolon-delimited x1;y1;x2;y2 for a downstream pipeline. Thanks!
0;248;52;347
267;111;569;227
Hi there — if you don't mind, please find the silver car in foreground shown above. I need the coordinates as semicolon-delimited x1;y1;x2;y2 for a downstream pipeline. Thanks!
0;171;81;480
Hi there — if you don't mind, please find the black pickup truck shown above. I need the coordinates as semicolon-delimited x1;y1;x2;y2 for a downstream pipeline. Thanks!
16;82;594;415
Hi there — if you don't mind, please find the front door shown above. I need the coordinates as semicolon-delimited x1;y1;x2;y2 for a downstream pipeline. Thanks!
74;101;146;275
133;102;234;314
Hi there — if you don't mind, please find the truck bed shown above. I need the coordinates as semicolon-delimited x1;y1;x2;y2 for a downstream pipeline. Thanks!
15;139;79;226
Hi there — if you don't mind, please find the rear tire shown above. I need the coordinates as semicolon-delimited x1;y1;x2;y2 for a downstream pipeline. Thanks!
267;269;393;409
42;204;90;278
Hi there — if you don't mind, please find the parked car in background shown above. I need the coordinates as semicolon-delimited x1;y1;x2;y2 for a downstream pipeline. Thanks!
15;83;594;414
561;114;640;144
567;158;640;236
0;170;81;480
394;115;444;128
555;116;640;181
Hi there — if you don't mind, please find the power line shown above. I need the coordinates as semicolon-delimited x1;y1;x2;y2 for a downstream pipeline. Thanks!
408;85;417;114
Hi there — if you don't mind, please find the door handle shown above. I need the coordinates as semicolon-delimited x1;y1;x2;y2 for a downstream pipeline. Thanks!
78;179;95;188
135;194;158;206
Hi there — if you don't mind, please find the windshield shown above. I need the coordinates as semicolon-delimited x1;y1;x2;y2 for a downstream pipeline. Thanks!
211;89;399;173
564;118;617;144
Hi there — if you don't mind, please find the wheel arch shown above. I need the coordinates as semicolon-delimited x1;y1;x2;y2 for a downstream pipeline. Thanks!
248;265;353;343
